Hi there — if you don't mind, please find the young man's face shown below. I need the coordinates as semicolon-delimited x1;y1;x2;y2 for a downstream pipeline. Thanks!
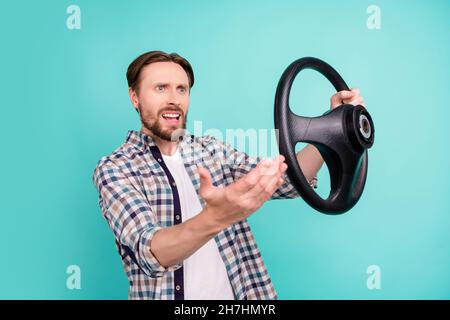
129;61;190;141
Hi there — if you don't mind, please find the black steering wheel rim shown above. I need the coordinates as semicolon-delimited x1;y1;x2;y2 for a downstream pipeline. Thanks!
274;57;373;215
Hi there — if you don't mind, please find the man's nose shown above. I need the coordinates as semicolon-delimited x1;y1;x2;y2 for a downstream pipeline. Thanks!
167;88;181;106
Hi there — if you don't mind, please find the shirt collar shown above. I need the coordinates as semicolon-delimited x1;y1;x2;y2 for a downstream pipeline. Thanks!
126;129;193;153
126;130;157;150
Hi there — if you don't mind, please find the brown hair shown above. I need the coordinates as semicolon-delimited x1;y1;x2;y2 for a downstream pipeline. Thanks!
126;50;194;94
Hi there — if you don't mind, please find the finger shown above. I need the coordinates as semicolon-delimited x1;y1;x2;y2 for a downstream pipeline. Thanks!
331;90;356;107
244;175;286;213
344;88;363;104
267;156;287;179
264;174;285;199
260;155;285;176
258;156;286;183
242;160;277;199
255;173;286;204
232;158;272;193
278;158;288;175
268;170;287;193
350;88;360;95
198;167;214;199
343;97;364;106
352;96;366;108
243;158;286;200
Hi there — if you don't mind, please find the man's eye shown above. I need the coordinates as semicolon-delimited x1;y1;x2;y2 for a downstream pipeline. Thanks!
178;87;186;93
156;85;165;91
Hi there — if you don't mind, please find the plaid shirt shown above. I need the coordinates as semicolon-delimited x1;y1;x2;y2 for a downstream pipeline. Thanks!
93;130;316;300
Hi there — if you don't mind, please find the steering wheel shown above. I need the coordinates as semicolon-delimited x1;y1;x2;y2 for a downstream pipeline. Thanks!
274;57;375;214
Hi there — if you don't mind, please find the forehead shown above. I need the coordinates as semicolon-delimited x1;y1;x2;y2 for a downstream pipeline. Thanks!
140;61;189;85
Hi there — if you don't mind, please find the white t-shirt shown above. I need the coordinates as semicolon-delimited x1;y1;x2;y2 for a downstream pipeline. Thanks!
162;147;235;300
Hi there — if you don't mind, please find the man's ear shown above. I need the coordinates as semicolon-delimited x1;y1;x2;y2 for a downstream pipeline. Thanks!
128;87;139;110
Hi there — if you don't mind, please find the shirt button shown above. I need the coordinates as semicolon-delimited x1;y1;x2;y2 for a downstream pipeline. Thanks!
157;158;162;162
171;181;176;187
175;285;181;291
175;214;180;221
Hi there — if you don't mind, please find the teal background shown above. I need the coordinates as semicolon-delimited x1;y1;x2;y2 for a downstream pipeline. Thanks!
0;0;449;299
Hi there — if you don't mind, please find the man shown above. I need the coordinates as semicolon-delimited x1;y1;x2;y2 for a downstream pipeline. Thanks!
93;51;365;300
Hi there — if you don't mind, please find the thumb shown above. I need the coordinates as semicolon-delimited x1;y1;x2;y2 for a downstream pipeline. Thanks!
198;167;214;199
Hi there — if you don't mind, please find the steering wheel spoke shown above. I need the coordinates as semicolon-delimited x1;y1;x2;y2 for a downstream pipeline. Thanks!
288;108;343;146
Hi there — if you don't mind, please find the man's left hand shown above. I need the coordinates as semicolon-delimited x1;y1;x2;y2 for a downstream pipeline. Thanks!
330;88;365;110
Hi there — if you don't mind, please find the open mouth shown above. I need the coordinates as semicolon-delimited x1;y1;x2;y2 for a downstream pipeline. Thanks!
161;111;181;124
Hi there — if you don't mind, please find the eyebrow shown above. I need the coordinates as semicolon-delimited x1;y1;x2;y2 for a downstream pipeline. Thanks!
153;82;188;88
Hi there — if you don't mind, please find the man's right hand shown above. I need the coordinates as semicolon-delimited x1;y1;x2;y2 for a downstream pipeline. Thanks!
197;155;287;230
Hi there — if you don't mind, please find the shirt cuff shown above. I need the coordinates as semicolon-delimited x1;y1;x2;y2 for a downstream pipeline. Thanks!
138;226;183;278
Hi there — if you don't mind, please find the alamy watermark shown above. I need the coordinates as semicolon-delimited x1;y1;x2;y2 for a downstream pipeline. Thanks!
66;264;81;290
66;5;81;30
366;5;381;30
169;121;283;176
366;264;381;290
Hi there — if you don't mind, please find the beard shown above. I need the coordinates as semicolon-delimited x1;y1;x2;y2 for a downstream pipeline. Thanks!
138;103;187;142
